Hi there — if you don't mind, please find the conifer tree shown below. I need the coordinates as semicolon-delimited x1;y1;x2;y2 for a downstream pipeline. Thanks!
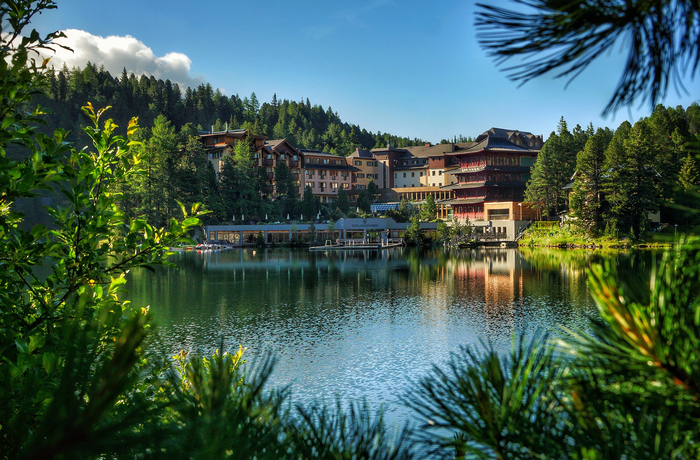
420;194;438;221
570;128;612;233
336;185;350;214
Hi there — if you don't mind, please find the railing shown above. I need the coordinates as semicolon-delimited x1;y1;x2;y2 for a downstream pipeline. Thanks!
488;215;510;221
515;220;532;241
474;232;508;242
289;161;299;168
262;159;274;167
267;172;274;180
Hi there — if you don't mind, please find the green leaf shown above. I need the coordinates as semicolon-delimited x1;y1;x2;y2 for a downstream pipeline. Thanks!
15;338;29;354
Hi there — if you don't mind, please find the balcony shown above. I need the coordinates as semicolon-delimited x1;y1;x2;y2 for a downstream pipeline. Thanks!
262;159;274;167
289;160;299;168
267;172;274;180
293;173;300;181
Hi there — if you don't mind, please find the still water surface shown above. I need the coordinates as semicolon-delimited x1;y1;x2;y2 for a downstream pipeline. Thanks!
125;247;652;423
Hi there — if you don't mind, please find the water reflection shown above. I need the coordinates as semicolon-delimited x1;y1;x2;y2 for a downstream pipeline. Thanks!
127;247;649;424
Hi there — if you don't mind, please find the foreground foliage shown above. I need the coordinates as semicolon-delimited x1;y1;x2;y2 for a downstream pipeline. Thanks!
3;1;700;459
410;237;700;459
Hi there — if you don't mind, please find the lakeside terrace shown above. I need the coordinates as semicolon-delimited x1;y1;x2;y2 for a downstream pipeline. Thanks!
204;216;533;245
205;218;438;245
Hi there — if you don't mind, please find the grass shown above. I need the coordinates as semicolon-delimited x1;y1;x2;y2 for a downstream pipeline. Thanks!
519;222;680;249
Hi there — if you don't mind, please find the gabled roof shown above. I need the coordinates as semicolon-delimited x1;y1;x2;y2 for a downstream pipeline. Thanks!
370;147;410;156
403;142;474;158
298;149;341;158
447;135;533;155
264;139;298;153
475;128;543;149
348;148;375;159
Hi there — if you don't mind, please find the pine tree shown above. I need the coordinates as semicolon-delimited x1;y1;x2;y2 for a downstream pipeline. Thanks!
336;185;350;214
420;194;438;221
623;120;662;235
301;185;318;221
357;190;371;214
677;153;700;224
570;128;612;233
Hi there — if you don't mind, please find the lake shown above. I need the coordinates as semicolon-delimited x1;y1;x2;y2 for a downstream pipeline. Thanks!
125;246;655;424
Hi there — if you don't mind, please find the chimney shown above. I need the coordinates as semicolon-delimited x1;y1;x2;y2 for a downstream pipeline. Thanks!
225;122;228;132
387;141;391;149
425;142;431;147
211;125;214;134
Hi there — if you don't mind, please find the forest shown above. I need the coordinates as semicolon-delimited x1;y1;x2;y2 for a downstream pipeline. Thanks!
38;62;427;154
525;105;700;237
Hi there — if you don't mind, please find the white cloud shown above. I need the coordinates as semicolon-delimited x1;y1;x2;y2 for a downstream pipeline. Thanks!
40;29;205;89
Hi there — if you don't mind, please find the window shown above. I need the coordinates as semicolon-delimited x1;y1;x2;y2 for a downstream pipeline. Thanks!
432;171;436;176
367;161;374;166
281;154;285;160
403;173;406;178
394;173;398;178
411;172;415;177
357;173;365;178
355;160;362;166
420;171;424;176
439;171;443;175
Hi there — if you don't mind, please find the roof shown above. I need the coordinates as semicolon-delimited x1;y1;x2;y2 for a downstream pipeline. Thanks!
403;142;477;158
348;149;375;159
474;128;544;149
440;198;486;206
298;149;342;158
447;135;534;155
370;147;410;156
199;129;267;140
370;203;400;212
199;129;246;136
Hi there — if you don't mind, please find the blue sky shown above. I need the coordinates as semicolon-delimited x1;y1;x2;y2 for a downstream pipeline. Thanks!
33;0;700;143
